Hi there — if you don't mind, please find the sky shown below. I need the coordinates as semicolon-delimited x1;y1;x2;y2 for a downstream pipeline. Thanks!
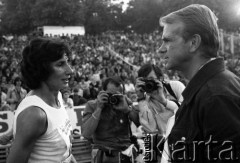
111;0;130;11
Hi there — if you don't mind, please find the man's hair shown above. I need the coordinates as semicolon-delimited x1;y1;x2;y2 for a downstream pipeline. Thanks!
20;37;71;90
102;76;125;93
160;4;219;58
138;63;163;79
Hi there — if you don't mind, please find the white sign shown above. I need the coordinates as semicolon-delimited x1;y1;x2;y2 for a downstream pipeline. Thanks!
66;106;85;135
42;26;85;36
0;111;14;136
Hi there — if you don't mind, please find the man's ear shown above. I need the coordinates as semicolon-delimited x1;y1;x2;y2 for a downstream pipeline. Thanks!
189;34;201;52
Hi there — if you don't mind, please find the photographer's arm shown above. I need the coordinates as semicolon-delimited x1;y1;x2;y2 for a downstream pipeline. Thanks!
82;101;102;139
82;91;108;139
151;81;181;113
137;99;158;133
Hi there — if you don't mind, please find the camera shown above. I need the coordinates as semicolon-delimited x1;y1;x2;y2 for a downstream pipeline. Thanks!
107;93;122;105
141;79;159;93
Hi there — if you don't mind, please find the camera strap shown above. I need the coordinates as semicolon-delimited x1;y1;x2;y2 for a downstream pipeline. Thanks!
162;82;180;107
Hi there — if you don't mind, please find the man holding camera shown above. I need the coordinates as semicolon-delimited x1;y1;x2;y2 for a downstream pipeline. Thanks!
136;64;185;135
82;76;140;163
135;64;185;162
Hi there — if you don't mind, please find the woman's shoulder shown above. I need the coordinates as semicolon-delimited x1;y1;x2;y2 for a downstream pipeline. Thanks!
16;95;49;114
15;106;47;138
18;105;47;120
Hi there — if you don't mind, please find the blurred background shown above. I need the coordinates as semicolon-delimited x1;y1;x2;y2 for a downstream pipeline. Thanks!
0;0;240;108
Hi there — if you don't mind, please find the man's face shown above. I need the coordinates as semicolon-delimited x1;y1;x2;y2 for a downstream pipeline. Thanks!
159;21;192;71
106;82;123;94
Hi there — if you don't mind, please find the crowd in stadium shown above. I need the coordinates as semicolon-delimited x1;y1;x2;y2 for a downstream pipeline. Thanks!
0;30;240;111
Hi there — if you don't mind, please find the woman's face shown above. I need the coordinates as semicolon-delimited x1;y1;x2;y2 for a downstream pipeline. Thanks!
45;54;73;91
63;92;70;99
15;80;22;87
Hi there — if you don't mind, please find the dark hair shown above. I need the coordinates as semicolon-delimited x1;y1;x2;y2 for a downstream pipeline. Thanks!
138;63;163;79
13;77;22;86
160;4;219;58
61;88;71;94
20;37;71;90
102;76;125;93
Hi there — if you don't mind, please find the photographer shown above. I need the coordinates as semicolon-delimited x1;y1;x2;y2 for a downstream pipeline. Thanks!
135;64;185;162
136;64;185;134
82;76;140;163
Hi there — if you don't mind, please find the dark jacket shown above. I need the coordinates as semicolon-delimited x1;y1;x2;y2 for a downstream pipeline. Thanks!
69;94;87;106
168;58;240;163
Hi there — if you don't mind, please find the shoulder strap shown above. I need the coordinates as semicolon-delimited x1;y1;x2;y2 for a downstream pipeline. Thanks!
162;81;180;107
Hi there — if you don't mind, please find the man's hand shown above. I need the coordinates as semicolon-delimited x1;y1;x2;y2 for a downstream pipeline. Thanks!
147;79;167;106
96;91;109;109
113;95;133;113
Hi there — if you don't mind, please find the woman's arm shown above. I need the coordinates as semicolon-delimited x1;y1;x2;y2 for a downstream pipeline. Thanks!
7;106;47;163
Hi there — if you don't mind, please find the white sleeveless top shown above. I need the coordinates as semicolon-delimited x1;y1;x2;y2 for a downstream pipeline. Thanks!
13;92;72;163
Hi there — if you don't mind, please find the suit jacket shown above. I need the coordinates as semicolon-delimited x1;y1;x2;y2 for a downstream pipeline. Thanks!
168;58;240;163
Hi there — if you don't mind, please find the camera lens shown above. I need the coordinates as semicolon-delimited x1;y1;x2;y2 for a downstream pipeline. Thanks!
109;96;119;105
145;81;154;92
145;81;155;93
142;79;158;93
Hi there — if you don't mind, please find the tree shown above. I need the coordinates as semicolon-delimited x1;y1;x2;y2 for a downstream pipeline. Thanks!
81;0;116;35
0;0;84;35
124;0;240;34
1;0;240;35
124;0;164;33
31;0;84;27
1;0;36;34
160;0;240;32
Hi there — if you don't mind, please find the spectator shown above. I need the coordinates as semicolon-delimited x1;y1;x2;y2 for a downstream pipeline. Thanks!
6;77;27;111
0;84;11;111
124;78;135;93
0;76;9;94
61;88;74;109
88;81;99;100
70;88;87;106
